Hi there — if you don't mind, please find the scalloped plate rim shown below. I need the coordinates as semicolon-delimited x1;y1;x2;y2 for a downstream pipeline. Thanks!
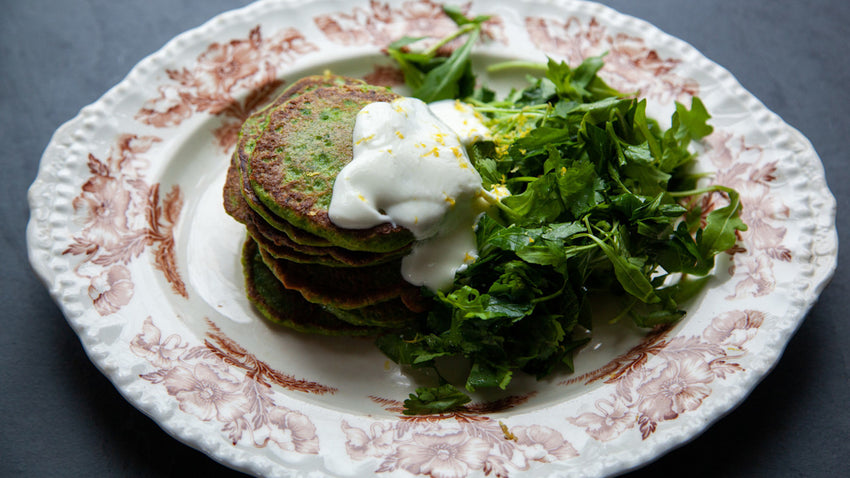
26;1;838;477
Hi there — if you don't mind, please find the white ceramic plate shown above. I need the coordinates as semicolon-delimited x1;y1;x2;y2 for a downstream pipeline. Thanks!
27;0;837;477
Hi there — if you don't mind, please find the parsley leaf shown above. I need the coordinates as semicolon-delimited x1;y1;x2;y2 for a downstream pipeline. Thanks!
386;6;489;103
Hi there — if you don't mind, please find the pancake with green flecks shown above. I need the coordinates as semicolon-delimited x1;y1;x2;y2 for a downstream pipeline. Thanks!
225;150;410;267
225;75;426;337
248;83;414;252
235;74;369;247
242;238;380;336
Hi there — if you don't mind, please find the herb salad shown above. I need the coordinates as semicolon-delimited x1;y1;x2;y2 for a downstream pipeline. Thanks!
373;7;747;415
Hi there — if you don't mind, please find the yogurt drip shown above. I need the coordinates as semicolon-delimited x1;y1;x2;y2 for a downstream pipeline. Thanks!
328;97;493;291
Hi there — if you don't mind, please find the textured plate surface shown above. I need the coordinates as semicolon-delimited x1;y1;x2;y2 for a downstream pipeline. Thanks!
27;0;837;477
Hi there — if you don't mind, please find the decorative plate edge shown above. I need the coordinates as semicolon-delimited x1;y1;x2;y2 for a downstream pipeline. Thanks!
25;1;839;478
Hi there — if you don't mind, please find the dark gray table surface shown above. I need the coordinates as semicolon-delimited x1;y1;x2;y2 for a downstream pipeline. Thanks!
3;1;848;476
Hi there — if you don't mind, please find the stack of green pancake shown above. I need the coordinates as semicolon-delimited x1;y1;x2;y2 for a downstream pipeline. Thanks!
223;75;425;336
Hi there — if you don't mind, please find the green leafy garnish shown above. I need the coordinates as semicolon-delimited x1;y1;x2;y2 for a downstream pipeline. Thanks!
381;16;746;415
386;6;489;102
403;384;473;415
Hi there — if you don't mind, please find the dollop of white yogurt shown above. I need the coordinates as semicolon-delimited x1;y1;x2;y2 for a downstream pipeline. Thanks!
328;97;492;291
427;99;492;146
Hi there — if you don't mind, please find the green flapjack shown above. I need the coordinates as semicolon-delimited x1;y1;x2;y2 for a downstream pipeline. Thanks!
226;75;425;337
256;246;419;311
235;75;368;247
225;152;409;267
242;238;380;336
248;84;414;252
251;212;411;267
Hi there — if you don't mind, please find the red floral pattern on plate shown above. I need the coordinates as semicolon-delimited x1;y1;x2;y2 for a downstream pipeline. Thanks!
132;317;327;452
200;319;337;394
702;132;792;297
87;265;134;316
560;325;674;388
63;134;186;313
567;310;763;440
136;26;318;151
343;401;578;478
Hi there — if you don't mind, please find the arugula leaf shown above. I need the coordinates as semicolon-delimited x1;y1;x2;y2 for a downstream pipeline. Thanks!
589;232;660;304
699;186;748;256
546;56;621;101
414;28;479;102
442;4;491;26
558;160;606;218
659;97;713;172
676;97;713;141
467;361;513;391
486;224;542;251
656;222;714;275
512;126;573;152
438;285;532;320
403;384;472;415
387;6;489;103
501;173;564;225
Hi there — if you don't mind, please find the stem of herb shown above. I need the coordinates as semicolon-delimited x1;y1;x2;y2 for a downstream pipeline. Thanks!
472;106;548;115
530;287;564;304
478;190;516;224
506;176;538;183
667;184;735;198
423;23;478;57
486;60;548;74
